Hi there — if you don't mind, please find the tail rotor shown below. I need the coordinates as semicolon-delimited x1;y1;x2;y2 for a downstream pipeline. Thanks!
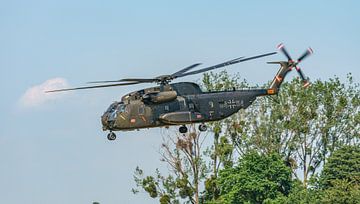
277;43;313;87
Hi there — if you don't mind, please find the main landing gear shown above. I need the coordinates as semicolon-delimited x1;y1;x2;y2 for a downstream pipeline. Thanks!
179;125;188;134
107;131;116;141
198;124;207;132
178;124;208;134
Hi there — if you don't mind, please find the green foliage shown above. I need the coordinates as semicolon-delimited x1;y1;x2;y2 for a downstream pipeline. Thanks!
203;175;220;202
226;74;359;186
271;145;360;204
210;151;292;204
133;167;180;203
320;145;360;188
160;194;171;204
201;71;246;201
201;71;249;92
133;71;360;203
265;180;322;204
321;179;360;204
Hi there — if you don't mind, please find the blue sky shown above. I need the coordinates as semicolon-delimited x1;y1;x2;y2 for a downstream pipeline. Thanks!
1;1;359;203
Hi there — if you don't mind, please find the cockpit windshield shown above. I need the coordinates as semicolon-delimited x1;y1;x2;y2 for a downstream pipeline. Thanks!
116;103;126;113
106;102;126;115
106;102;118;112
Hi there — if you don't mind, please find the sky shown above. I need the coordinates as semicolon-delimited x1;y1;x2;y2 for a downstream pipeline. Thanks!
1;1;359;203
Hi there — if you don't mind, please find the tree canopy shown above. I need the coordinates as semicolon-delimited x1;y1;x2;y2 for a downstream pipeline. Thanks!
133;71;359;204
212;151;292;204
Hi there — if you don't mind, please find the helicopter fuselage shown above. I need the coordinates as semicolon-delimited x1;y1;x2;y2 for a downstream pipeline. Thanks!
101;82;270;131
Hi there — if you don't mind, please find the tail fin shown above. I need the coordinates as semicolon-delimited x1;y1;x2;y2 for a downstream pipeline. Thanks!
267;61;292;94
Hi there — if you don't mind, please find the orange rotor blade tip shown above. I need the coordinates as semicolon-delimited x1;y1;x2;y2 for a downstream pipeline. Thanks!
277;43;284;50
308;47;314;54
303;81;311;88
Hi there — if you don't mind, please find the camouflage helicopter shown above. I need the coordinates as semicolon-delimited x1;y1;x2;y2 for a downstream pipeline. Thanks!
47;44;313;140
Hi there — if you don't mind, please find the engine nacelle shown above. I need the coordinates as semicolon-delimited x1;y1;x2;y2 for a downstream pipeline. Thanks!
142;91;177;104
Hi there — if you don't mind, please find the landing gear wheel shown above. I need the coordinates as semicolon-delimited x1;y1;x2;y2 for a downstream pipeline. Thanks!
179;126;188;134
199;124;207;132
107;132;116;141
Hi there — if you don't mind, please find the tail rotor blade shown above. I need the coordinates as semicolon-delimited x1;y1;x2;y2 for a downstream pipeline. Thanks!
295;66;306;81
303;80;311;88
297;47;313;62
295;66;310;87
273;43;312;88
277;43;292;61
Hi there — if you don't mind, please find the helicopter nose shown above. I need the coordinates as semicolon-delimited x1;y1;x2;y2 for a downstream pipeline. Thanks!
101;113;109;130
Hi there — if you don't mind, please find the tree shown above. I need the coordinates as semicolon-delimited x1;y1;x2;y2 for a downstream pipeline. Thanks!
207;151;292;204
274;145;360;204
133;126;209;204
321;179;360;204
264;180;322;204
320;145;360;188
224;74;359;186
132;71;360;202
273;145;360;204
201;71;248;201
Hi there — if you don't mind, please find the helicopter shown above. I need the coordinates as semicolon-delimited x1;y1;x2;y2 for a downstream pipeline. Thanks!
47;44;313;140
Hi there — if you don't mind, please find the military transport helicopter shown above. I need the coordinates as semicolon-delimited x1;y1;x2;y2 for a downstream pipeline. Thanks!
47;44;313;140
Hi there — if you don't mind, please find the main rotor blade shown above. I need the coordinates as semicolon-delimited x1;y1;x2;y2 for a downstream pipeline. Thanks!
46;82;141;93
277;43;292;61
177;52;277;78
87;78;156;84
171;63;202;78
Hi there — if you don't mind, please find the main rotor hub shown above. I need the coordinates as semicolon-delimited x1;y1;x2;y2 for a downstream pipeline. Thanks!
155;75;174;84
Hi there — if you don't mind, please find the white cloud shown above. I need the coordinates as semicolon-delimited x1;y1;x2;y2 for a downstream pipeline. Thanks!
19;78;70;108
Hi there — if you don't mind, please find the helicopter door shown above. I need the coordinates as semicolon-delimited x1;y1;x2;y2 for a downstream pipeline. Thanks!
190;95;200;112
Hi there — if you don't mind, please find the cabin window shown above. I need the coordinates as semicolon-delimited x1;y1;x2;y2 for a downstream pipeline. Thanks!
209;101;214;108
178;98;186;109
164;105;169;111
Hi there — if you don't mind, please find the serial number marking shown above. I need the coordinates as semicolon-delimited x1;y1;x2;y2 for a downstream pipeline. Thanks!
219;99;241;109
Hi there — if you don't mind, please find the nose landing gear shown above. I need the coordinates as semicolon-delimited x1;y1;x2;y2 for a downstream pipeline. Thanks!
107;131;116;141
